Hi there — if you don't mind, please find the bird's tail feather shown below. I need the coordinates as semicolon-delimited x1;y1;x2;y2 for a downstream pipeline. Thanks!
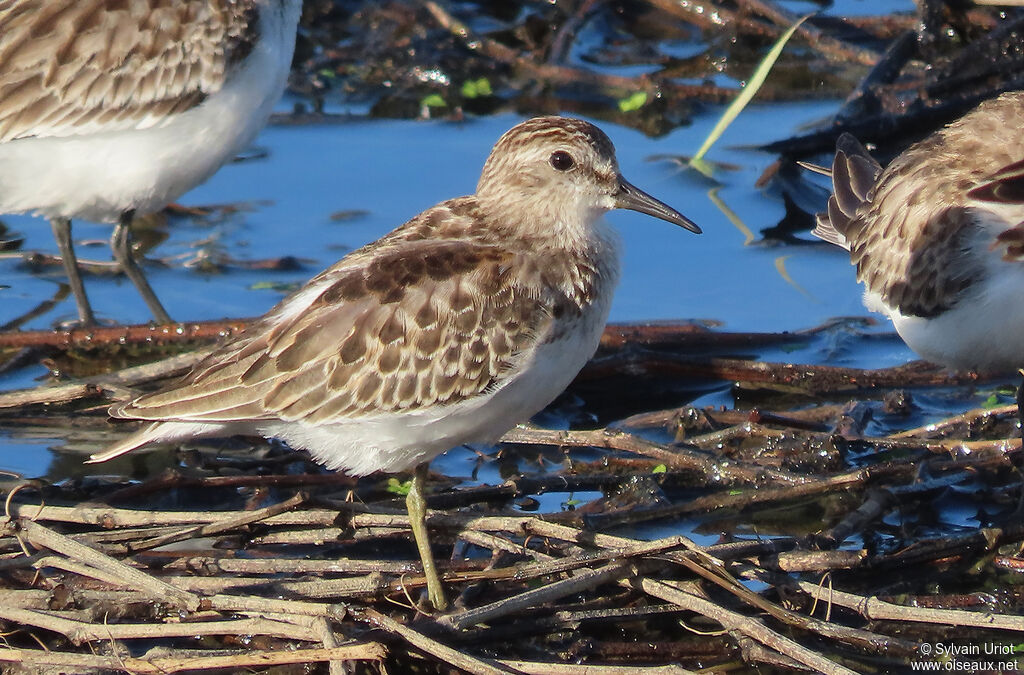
810;132;883;250
88;422;173;463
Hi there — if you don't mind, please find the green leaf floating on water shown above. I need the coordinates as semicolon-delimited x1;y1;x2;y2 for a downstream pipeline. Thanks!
652;464;667;474
690;13;812;177
618;91;647;112
461;77;493;98
420;93;447;108
982;393;1002;409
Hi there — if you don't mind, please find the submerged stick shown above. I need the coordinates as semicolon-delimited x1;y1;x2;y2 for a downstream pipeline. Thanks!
0;318;810;354
627;577;858;675
0;319;250;350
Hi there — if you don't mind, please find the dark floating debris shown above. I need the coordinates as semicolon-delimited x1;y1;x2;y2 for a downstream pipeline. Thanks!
288;0;899;134
764;3;1024;159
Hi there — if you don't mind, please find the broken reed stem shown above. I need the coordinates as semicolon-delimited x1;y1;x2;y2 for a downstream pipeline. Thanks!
501;425;771;483
743;566;1024;634
127;491;306;552
0;319;250;350
354;607;510;675
792;580;1024;631
0;607;321;643
890;402;1019;438
0;348;209;409
625;577;858;675
0;318;805;355
7;519;200;611
441;561;633;631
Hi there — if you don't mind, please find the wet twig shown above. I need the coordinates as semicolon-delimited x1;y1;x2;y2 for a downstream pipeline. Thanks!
0;645;387;673
422;1;737;104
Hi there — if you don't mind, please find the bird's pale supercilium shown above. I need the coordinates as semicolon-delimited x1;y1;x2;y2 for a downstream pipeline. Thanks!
89;116;702;609
0;0;302;324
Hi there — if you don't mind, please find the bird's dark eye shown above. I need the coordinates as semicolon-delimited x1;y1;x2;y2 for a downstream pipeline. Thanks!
550;150;575;171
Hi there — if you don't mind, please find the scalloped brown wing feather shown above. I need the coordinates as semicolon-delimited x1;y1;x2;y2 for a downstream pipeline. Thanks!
110;237;558;424
967;157;1024;205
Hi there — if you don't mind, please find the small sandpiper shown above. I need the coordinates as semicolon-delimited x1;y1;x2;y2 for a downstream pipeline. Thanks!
812;91;1024;376
89;116;702;610
0;0;302;325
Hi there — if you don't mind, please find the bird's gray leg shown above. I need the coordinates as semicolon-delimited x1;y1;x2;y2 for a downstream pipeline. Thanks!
49;217;96;325
407;462;449;611
110;211;172;324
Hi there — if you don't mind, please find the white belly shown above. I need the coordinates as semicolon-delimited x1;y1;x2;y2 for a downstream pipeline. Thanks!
262;300;614;475
867;261;1024;372
265;225;623;475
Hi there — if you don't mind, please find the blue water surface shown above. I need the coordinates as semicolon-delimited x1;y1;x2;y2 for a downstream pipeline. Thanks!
0;0;926;486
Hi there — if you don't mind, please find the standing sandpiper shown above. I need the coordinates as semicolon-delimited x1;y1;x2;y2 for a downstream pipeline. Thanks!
89;116;702;610
813;91;1024;375
0;0;302;324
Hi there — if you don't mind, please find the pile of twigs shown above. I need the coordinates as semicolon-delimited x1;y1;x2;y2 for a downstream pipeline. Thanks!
2;320;1024;673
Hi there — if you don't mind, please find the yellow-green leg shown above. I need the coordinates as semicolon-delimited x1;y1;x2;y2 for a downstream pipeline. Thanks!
407;462;448;611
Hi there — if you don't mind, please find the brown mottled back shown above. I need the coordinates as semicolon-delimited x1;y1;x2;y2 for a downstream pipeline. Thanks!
111;197;613;424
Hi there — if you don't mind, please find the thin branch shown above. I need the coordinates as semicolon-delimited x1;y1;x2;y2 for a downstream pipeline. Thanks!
627;577;858;675
8;519;201;611
0;644;387;673
352;607;512;675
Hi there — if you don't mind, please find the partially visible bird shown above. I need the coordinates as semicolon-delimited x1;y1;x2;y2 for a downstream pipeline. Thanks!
89;115;702;610
0;0;303;324
811;91;1024;449
812;91;1024;374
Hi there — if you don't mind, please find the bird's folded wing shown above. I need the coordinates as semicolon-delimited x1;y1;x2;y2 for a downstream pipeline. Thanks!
870;207;976;318
968;157;1024;263
111;240;554;424
966;157;1024;206
0;0;258;142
